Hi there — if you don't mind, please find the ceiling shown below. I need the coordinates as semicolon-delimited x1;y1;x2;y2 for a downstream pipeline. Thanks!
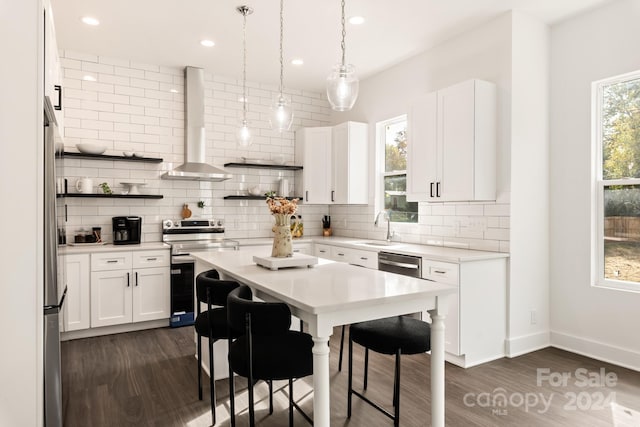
51;0;611;93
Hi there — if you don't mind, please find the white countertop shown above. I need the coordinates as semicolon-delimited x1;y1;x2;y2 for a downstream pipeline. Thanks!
238;236;508;263
59;241;169;254
192;247;456;315
57;235;507;263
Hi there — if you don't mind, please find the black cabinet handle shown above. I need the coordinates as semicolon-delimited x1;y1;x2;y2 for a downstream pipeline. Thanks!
126;272;130;287
305;191;309;202
135;272;138;287
106;260;118;264
64;204;68;222
54;85;62;110
436;182;441;197
430;182;434;198
331;190;335;202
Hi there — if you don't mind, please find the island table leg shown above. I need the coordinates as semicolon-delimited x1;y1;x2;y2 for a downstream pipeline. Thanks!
428;309;446;427
311;335;331;427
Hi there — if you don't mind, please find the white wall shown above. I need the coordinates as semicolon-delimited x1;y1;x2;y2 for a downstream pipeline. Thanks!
59;51;331;242
0;0;43;425
327;13;513;252
507;12;550;355
550;0;640;370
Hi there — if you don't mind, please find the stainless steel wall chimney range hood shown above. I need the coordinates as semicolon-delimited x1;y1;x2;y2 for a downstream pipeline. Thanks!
162;66;232;181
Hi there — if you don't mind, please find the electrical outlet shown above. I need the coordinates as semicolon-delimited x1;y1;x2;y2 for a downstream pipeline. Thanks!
530;310;537;325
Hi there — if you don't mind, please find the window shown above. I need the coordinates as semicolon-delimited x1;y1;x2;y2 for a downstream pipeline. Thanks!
595;70;640;291
378;116;418;223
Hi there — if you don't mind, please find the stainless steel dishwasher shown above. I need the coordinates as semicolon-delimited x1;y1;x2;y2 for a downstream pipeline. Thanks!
378;251;422;278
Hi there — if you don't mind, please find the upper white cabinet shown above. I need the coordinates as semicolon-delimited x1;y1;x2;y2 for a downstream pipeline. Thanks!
407;79;496;202
332;122;368;204
295;127;333;204
295;121;368;205
43;0;64;134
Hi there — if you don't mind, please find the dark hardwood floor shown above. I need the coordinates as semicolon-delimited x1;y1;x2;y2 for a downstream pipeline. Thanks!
62;327;640;426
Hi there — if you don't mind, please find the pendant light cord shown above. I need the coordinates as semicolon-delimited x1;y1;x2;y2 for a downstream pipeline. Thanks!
242;8;248;120
279;0;284;95
340;0;346;66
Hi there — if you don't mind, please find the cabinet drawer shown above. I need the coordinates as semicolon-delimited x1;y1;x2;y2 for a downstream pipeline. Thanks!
133;250;170;269
91;252;132;272
348;249;377;269
314;244;332;259
330;246;349;262
292;243;311;255
422;259;459;286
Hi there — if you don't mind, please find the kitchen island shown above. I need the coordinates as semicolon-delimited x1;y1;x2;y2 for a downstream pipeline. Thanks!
193;246;456;427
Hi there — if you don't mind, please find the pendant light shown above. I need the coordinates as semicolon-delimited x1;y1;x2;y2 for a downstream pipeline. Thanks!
236;5;253;147
326;0;359;111
269;0;294;132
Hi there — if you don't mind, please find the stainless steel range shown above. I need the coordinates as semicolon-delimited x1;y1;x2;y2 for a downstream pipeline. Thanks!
162;218;239;327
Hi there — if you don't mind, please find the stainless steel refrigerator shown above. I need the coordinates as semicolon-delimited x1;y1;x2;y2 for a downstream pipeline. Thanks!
44;96;66;427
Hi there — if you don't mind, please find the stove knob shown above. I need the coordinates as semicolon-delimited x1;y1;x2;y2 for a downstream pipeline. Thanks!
217;220;223;226
163;220;173;229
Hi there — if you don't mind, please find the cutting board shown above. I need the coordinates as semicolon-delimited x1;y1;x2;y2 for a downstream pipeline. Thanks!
253;254;318;271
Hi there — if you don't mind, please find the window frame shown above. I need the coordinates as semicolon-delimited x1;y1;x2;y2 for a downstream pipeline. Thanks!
376;114;418;224
593;70;640;293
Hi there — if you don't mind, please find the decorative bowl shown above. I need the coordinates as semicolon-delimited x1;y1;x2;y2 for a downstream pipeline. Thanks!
248;186;262;196
76;143;107;155
123;151;134;157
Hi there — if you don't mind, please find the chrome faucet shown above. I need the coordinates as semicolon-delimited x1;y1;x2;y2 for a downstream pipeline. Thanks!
374;210;394;242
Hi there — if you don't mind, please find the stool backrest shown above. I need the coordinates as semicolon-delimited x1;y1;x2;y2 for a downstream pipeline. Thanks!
227;285;292;336
196;270;240;307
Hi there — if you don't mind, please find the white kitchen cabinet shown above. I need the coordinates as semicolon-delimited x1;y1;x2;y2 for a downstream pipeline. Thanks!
422;256;506;368
63;254;91;331
314;243;378;269
292;242;312;255
314;243;332;258
332;122;368;204
91;250;170;328
295;121;368;205
407;79;496;202
44;0;64;133
295;127;333;204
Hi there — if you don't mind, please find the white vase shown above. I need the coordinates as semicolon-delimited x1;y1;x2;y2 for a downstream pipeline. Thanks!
271;214;293;257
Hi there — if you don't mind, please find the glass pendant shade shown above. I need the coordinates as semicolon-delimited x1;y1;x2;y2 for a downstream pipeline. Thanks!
236;119;253;147
269;94;293;132
326;63;359;111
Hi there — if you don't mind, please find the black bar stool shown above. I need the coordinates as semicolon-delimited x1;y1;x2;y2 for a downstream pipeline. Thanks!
347;316;431;426
227;285;314;426
195;269;240;425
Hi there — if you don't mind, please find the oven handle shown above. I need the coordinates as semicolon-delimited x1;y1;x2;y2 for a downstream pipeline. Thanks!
378;259;420;270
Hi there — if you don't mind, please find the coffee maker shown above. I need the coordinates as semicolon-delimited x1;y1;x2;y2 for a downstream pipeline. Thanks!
112;216;142;245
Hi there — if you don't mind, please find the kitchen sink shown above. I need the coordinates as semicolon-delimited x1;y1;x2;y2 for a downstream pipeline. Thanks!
354;241;405;248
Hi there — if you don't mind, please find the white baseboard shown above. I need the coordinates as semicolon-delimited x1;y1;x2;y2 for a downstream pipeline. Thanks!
550;330;640;372
505;331;550;357
61;319;169;341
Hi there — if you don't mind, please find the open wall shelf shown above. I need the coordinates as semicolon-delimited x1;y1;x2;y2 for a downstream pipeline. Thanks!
60;152;163;163
223;195;301;200
224;162;302;171
59;193;163;199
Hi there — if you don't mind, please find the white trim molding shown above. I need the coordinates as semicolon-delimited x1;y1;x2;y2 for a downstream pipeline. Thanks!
505;332;550;358
551;330;640;372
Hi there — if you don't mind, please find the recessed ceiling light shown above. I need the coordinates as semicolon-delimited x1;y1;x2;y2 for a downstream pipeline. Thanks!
82;75;96;81
349;16;365;25
200;40;215;47
291;59;304;66
81;16;100;26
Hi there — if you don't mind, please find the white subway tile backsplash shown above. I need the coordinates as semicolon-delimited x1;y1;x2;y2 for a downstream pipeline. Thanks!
60;51;509;251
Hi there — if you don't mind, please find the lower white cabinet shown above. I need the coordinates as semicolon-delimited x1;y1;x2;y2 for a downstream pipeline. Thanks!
292;242;312;255
422;256;506;368
314;243;378;269
64;253;91;331
90;250;170;328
